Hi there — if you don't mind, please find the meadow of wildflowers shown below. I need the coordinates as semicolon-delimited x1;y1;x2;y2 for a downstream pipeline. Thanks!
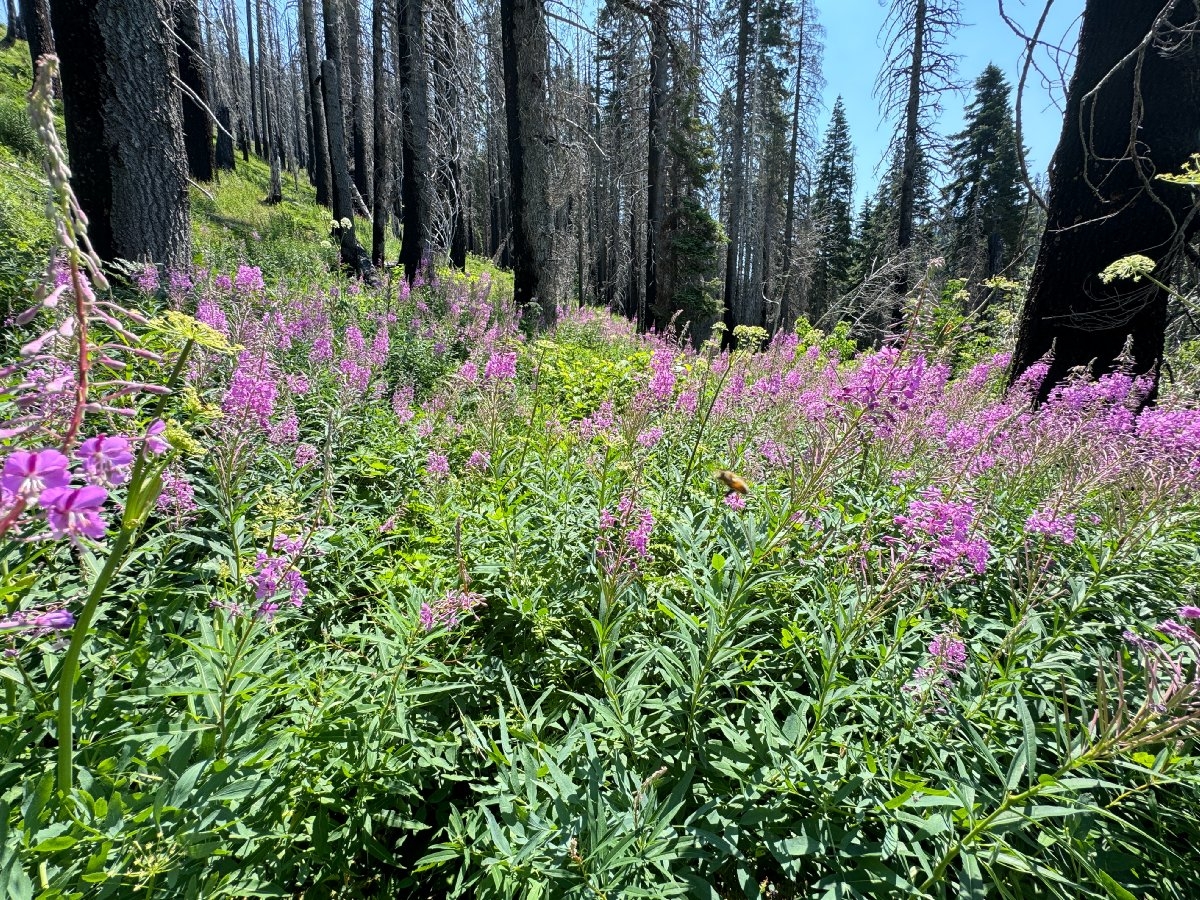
5;62;1200;900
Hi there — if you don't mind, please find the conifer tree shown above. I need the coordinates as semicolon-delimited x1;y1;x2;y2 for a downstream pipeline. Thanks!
944;64;1026;285
808;97;854;321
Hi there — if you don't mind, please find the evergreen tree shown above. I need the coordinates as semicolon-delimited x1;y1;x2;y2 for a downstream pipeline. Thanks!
808;97;854;322
944;64;1026;286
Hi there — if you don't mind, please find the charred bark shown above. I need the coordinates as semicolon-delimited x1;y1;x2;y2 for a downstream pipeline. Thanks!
23;0;53;79
215;104;237;170
345;0;371;207
500;0;554;326
49;0;191;269
322;57;373;277
370;0;389;266
300;0;332;205
1008;0;1200;399
396;0;432;282
174;0;215;182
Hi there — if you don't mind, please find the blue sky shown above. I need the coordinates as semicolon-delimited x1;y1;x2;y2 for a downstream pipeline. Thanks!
820;0;1085;201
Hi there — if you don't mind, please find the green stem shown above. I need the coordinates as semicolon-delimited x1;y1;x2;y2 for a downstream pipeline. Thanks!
55;339;193;796
55;524;133;795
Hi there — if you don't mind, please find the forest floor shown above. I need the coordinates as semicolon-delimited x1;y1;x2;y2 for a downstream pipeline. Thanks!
2;30;1200;899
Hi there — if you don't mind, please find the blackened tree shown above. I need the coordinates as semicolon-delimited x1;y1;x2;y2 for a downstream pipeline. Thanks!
1008;0;1200;397
48;0;191;269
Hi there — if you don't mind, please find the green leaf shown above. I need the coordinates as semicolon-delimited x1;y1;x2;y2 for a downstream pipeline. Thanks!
1096;871;1138;900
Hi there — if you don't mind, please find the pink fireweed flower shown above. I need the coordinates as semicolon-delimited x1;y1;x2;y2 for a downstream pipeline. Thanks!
597;492;654;578
637;427;664;449
136;264;159;294
483;351;517;381
647;349;676;401
337;359;371;395
392;385;415;423
1180;606;1200;619
234;265;265;294
269;413;300;446
76;434;133;487
425;452;450;476
724;492;747;511
458;361;479;383
420;589;486;632
1025;507;1077;544
222;365;278;430
38;485;108;541
143;419;169;455
294;443;318;468
894;490;989;575
345;325;366;355
467;450;490;470
368;327;389;366
156;469;196;518
2;449;70;501
903;630;969;708
195;299;228;335
168;270;193;294
285;374;311;395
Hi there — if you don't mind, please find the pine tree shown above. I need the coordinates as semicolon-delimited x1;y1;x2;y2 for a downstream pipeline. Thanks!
944;64;1026;285
808;97;854;322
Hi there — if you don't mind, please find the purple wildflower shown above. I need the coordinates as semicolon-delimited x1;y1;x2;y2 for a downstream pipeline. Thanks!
426;452;450;476
39;485;108;541
156;469;196;517
76;434;133;487
2;449;70;501
294;443;318;468
1025;507;1077;544
484;351;517;381
467;450;490;470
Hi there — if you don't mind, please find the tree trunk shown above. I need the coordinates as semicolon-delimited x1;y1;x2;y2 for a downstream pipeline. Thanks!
500;0;554;326
345;0;371;207
245;0;261;157
49;0;191;269
2;0;23;46
722;0;752;339
300;0;332;205
780;22;804;328
370;0;389;266
322;58;372;276
397;0;431;282
174;0;214;182
644;3;667;332
215;104;237;170
22;0;53;80
1008;0;1200;398
892;0;926;323
433;0;466;269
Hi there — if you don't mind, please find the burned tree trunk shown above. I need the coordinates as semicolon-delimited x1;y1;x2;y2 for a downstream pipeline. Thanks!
345;0;371;208
174;0;214;182
2;0;24;46
23;0;53;78
300;0;332;205
644;2;667;332
1008;0;1200;398
397;0;432;282
215;104;236;170
322;57;372;276
370;0;389;267
500;0;554;326
49;0;191;269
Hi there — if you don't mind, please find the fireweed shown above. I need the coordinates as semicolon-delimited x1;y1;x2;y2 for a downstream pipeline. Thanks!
4;67;1200;900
